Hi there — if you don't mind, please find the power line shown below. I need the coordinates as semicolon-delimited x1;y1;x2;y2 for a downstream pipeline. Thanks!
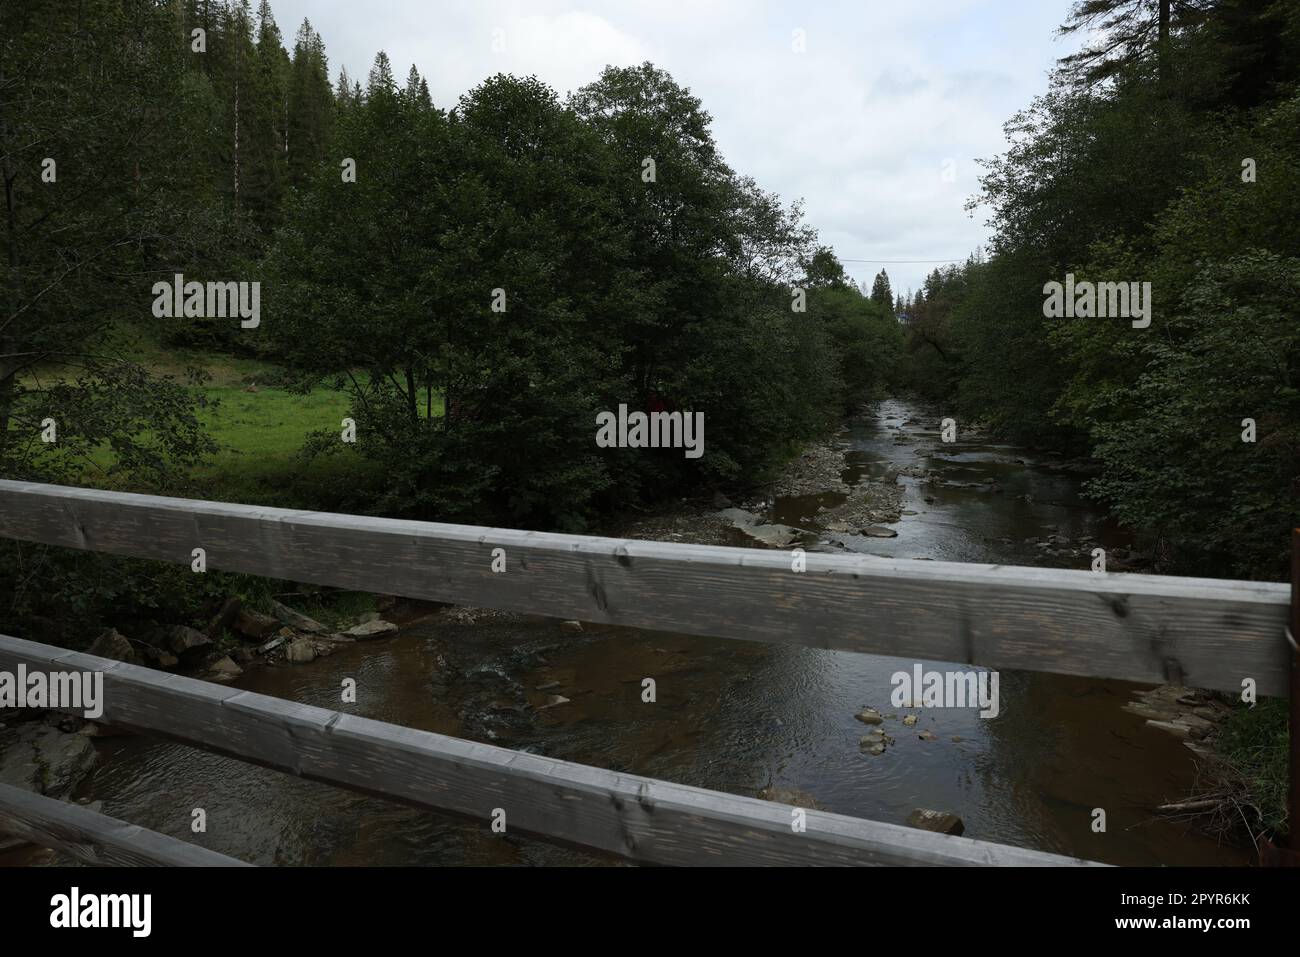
839;258;967;264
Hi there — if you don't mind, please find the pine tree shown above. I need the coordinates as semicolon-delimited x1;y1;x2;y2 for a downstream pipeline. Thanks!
336;66;354;107
368;51;396;96
1;0;215;481
404;65;432;109
287;19;333;186
1056;0;1212;86
244;0;290;232
870;269;893;307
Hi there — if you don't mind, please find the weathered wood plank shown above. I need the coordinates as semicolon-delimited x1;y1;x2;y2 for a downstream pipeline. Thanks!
0;781;250;866
0;480;1288;694
0;634;1100;867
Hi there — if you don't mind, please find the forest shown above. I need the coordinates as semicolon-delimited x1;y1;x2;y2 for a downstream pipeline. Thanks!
1;0;900;528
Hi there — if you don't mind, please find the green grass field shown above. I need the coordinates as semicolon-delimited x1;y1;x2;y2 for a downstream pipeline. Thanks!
188;380;369;504
19;323;439;507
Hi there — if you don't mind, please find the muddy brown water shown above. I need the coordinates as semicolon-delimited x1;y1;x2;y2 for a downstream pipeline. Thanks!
53;398;1251;865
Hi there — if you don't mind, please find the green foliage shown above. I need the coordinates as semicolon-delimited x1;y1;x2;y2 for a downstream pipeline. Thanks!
811;282;901;412
267;60;881;526
5;3;901;536
905;3;1299;578
1;0;220;487
1075;253;1299;576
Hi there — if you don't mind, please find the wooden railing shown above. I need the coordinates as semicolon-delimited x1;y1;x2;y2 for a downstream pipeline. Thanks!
0;480;1292;866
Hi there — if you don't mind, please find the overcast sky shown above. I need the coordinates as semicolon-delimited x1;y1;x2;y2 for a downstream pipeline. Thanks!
268;1;1084;298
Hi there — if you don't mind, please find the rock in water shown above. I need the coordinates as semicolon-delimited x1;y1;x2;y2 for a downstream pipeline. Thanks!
906;808;964;836
0;724;97;798
855;708;884;725
860;526;898;538
860;729;889;755
285;637;317;665
207;656;243;680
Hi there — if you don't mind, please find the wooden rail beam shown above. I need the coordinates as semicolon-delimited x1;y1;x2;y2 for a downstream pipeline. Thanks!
0;781;250;866
0;481;1289;694
0;634;1101;867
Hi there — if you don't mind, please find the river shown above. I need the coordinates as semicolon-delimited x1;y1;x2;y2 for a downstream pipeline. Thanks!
61;398;1250;865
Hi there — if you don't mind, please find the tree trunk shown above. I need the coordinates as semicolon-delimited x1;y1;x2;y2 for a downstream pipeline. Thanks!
233;40;241;202
1158;0;1171;86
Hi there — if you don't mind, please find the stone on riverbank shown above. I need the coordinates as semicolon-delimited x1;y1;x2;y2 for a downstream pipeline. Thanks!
714;507;805;549
345;619;398;640
86;628;136;665
859;526;898;538
268;599;330;635
0;722;97;799
234;607;280;641
257;635;287;654
285;637;317;665
206;596;243;638
161;624;212;660
1126;686;1230;744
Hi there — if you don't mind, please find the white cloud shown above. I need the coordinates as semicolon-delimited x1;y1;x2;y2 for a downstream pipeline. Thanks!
270;0;1082;296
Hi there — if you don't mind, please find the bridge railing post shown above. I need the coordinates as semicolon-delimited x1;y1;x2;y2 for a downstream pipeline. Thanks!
1290;527;1299;859
1266;528;1300;866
